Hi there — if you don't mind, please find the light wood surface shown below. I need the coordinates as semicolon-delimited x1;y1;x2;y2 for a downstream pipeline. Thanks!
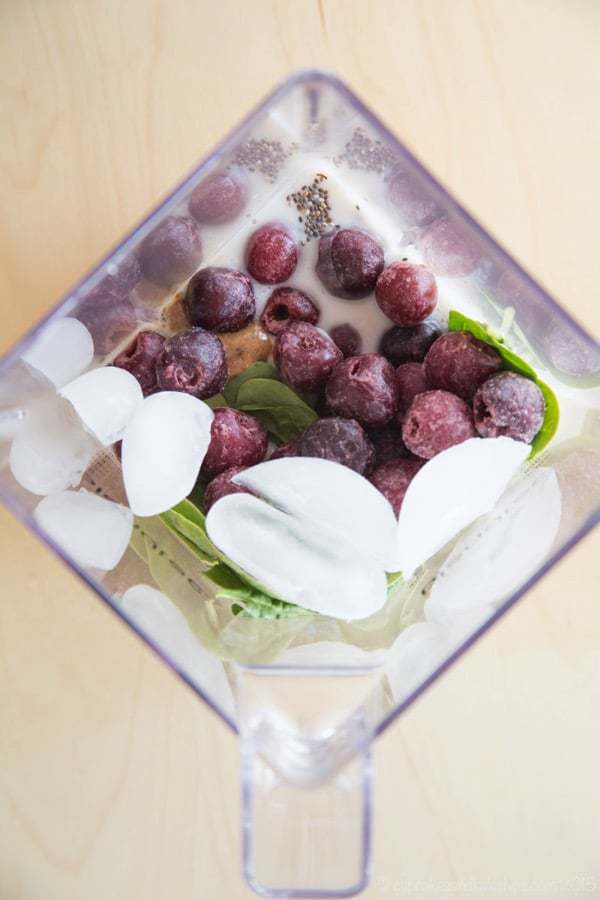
1;2;599;898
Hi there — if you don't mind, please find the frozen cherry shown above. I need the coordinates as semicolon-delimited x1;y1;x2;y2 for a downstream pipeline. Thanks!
330;323;362;358
369;458;424;517
425;331;503;400
396;362;429;417
260;287;319;335
379;319;442;366
326;354;399;426
201;407;268;478
388;171;439;226
269;440;299;460
189;171;247;225
402;390;476;459
298;417;375;475
541;326;600;377
113;330;165;396
494;269;539;334
137;215;203;287
245;223;298;284
156;328;227;399
367;424;412;465
98;254;142;298
75;293;137;356
184;267;255;333
314;389;333;418
315;229;384;299
275;321;342;393
74;253;142;356
375;261;437;326
473;371;545;443
421;217;480;278
203;466;254;513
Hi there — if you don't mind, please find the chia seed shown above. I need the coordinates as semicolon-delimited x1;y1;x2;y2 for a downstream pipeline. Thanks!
335;127;397;178
287;173;334;243
233;138;297;183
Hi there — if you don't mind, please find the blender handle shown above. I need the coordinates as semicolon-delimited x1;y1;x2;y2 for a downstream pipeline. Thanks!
235;664;376;898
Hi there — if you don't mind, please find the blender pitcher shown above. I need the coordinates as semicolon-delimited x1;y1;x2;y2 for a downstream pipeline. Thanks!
0;71;599;898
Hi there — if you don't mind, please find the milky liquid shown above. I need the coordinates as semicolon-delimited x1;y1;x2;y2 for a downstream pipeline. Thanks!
173;154;487;355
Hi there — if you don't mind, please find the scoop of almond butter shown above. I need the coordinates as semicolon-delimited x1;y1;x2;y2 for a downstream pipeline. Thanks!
220;322;272;376
162;295;190;334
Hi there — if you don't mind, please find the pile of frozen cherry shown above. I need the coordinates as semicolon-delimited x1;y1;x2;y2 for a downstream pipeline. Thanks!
109;172;545;519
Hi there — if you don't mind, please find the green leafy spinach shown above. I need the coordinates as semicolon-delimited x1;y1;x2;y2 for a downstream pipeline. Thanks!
234;378;318;443
205;393;228;410
207;360;318;444
449;310;560;456
160;499;218;563
203;563;308;619
160;498;307;619
222;361;279;405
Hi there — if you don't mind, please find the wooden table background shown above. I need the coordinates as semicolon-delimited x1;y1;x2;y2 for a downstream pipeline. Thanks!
1;2;599;898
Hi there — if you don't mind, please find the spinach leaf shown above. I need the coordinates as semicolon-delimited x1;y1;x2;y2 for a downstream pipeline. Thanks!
235;378;318;443
448;310;560;456
234;594;309;619
386;571;403;592
160;498;307;618
205;392;228;409
223;361;279;405
216;360;316;442
203;563;307;619
160;500;218;563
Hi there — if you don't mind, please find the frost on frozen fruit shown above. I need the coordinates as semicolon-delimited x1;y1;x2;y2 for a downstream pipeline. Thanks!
326;354;399;426
113;331;166;397
184;267;255;333
156;328;228;399
316;228;384;299
275;322;342;393
260;287;320;336
298;417;375;475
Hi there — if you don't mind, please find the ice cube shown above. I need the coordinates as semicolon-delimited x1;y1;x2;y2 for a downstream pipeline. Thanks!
0;360;56;434
59;366;143;446
121;584;233;708
21;317;94;388
385;605;495;703
206;492;388;620
425;467;562;624
0;409;27;442
9;395;98;495
234;457;399;572
385;621;446;701
547;440;600;542
121;391;213;516
396;437;530;576
33;489;133;571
